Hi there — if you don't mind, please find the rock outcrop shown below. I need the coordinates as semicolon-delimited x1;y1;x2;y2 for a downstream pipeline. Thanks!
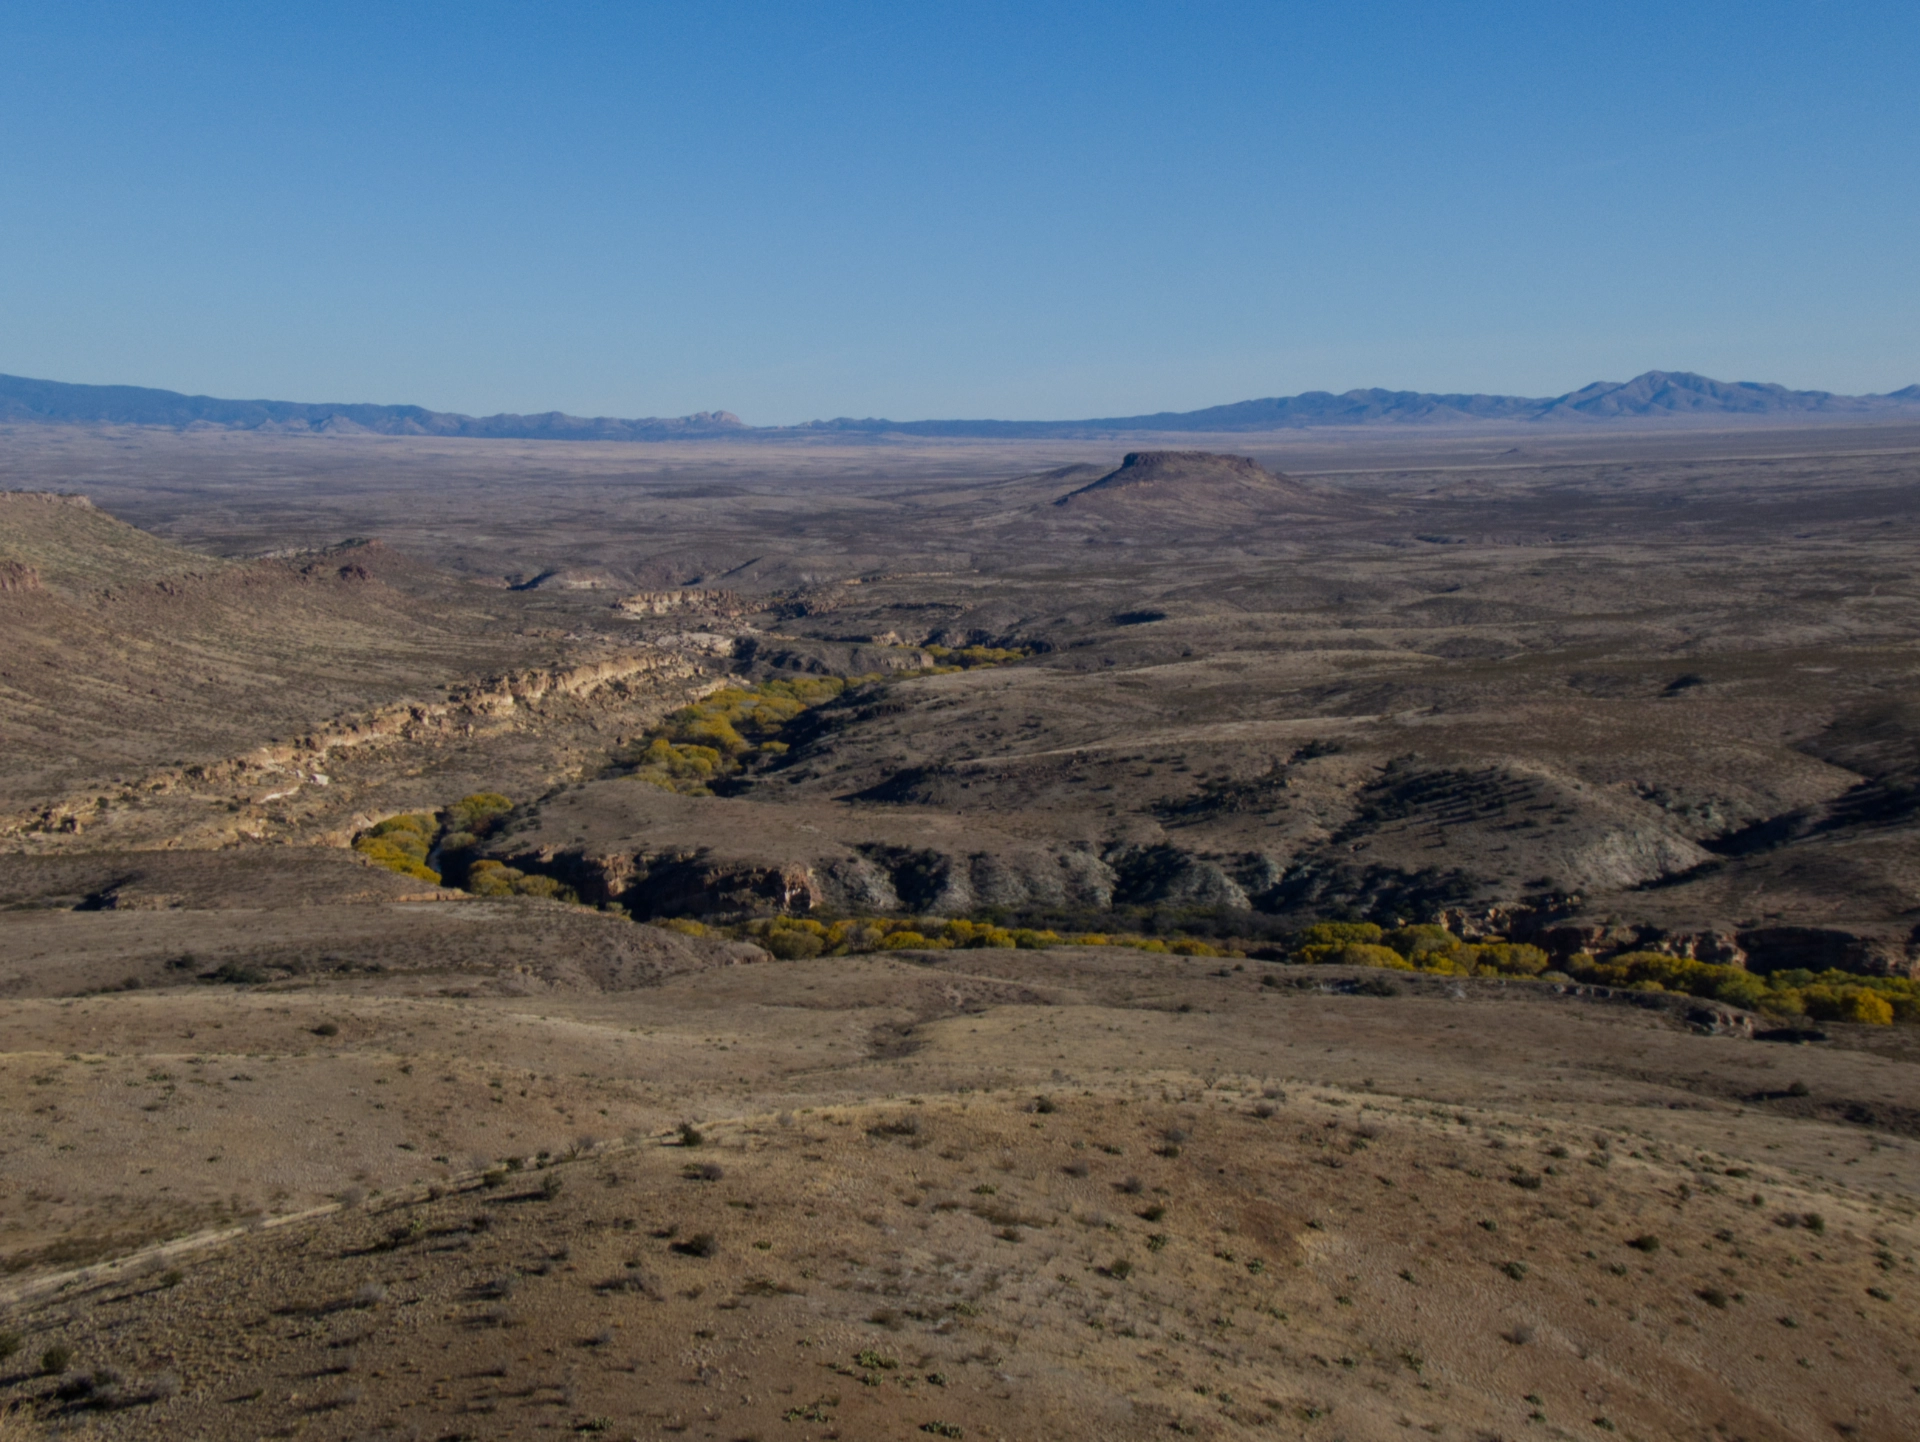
613;588;750;618
0;560;41;592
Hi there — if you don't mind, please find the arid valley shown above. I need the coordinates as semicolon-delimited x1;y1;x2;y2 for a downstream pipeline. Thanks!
2;416;1918;1442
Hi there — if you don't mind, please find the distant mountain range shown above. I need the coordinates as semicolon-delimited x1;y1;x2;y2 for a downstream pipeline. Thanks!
806;371;1920;436
3;369;1917;441
0;373;747;441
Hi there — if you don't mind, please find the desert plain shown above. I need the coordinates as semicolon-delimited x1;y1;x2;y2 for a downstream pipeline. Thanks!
1;419;1918;1440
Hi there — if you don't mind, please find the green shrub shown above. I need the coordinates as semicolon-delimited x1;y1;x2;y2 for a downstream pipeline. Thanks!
1759;986;1806;1016
465;860;521;897
352;812;440;882
764;929;825;960
1011;928;1062;950
1565;951;1908;1025
1473;942;1550;977
1713;972;1773;1010
1323;942;1413;970
937;918;1017;949
446;792;513;838
926;643;1027;668
460;860;575;901
1168;938;1220;957
1383;924;1454;959
1298;921;1384;949
1802;985;1894;1026
615;675;856;793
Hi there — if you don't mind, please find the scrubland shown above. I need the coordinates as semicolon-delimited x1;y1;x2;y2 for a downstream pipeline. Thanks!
3;940;1916;1441
3;420;1920;1436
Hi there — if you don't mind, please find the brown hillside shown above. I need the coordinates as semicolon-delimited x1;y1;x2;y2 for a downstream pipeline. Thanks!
0;492;680;823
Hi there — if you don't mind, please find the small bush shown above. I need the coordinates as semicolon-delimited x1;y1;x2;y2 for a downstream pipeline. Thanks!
671;1233;719;1258
204;960;268;985
1168;938;1219;957
677;1122;705;1148
1626;1234;1660;1253
352;813;441;883
764;928;825;960
1308;942;1411;970
446;792;513;838
41;1343;72;1375
1297;921;1384;949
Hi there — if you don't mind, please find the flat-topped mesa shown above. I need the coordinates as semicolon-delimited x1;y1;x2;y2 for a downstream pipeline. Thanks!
1053;449;1314;508
1089;450;1277;489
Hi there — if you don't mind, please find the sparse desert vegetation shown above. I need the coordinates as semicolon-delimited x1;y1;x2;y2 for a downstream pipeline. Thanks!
4;421;1920;1437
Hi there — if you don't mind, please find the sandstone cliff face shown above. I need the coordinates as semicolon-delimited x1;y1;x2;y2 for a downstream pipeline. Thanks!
451;654;690;716
1735;926;1919;979
1;648;702;847
485;820;1920;980
496;846;820;917
613;588;749;618
733;637;935;676
492;835;1294;923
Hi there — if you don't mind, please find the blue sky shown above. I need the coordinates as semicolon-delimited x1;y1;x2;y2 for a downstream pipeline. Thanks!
1;2;1914;423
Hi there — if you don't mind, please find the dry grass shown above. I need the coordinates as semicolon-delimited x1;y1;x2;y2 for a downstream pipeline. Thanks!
0;948;1914;1438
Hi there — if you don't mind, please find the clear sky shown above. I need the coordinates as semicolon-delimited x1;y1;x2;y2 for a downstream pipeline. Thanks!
1;1;1915;424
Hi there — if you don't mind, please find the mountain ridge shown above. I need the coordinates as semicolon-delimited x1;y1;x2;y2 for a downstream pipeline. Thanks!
3;368;1917;441
809;371;1920;436
0;372;746;441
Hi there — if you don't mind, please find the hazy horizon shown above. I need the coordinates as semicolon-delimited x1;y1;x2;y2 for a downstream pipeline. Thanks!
6;364;1920;436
